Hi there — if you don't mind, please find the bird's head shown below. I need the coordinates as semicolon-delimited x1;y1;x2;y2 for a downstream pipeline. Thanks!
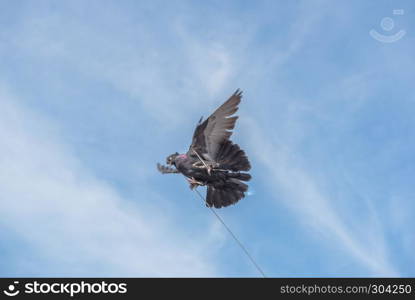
166;152;179;165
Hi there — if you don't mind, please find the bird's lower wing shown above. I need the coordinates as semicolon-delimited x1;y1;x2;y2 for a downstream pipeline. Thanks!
157;163;179;174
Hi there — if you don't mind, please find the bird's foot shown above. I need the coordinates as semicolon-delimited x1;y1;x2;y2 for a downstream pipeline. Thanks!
207;162;220;174
187;177;205;190
192;161;217;175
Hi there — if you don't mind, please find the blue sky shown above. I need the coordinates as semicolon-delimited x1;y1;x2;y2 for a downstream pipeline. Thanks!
0;0;414;277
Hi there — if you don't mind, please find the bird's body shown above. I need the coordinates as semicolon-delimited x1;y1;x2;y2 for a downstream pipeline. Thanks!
157;90;251;208
173;152;248;185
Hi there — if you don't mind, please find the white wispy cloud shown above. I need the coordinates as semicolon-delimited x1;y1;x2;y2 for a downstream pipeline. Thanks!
242;117;398;276
7;3;236;127
0;86;219;276
225;0;399;276
1;0;412;277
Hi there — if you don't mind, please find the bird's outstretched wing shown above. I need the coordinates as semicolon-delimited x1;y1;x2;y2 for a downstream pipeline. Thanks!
188;89;242;162
157;163;179;174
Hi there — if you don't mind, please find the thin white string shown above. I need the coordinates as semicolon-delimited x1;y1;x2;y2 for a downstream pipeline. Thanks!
194;188;266;278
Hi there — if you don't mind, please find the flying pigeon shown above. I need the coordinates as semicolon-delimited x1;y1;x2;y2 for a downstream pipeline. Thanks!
157;89;251;208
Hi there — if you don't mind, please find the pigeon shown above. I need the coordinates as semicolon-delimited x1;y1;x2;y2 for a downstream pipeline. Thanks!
157;89;251;208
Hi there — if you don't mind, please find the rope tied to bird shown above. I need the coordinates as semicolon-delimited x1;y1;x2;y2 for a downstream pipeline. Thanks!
193;188;266;278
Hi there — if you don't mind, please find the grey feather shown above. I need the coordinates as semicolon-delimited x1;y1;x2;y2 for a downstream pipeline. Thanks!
157;163;179;174
188;89;242;162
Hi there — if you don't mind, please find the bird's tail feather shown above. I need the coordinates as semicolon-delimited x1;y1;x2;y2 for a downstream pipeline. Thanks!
206;178;249;208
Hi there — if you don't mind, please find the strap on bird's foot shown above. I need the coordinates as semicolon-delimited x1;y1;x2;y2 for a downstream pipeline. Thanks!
191;149;220;175
192;160;219;171
192;149;213;175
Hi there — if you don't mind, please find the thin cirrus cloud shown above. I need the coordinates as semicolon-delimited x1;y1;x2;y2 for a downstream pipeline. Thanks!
242;117;398;276
0;0;414;277
6;3;236;126
0;87;220;276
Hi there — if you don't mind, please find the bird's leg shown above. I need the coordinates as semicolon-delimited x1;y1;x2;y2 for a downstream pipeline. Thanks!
187;177;205;190
192;149;212;175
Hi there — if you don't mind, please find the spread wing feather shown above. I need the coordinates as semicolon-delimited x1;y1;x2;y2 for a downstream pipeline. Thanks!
188;89;242;161
157;163;179;174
